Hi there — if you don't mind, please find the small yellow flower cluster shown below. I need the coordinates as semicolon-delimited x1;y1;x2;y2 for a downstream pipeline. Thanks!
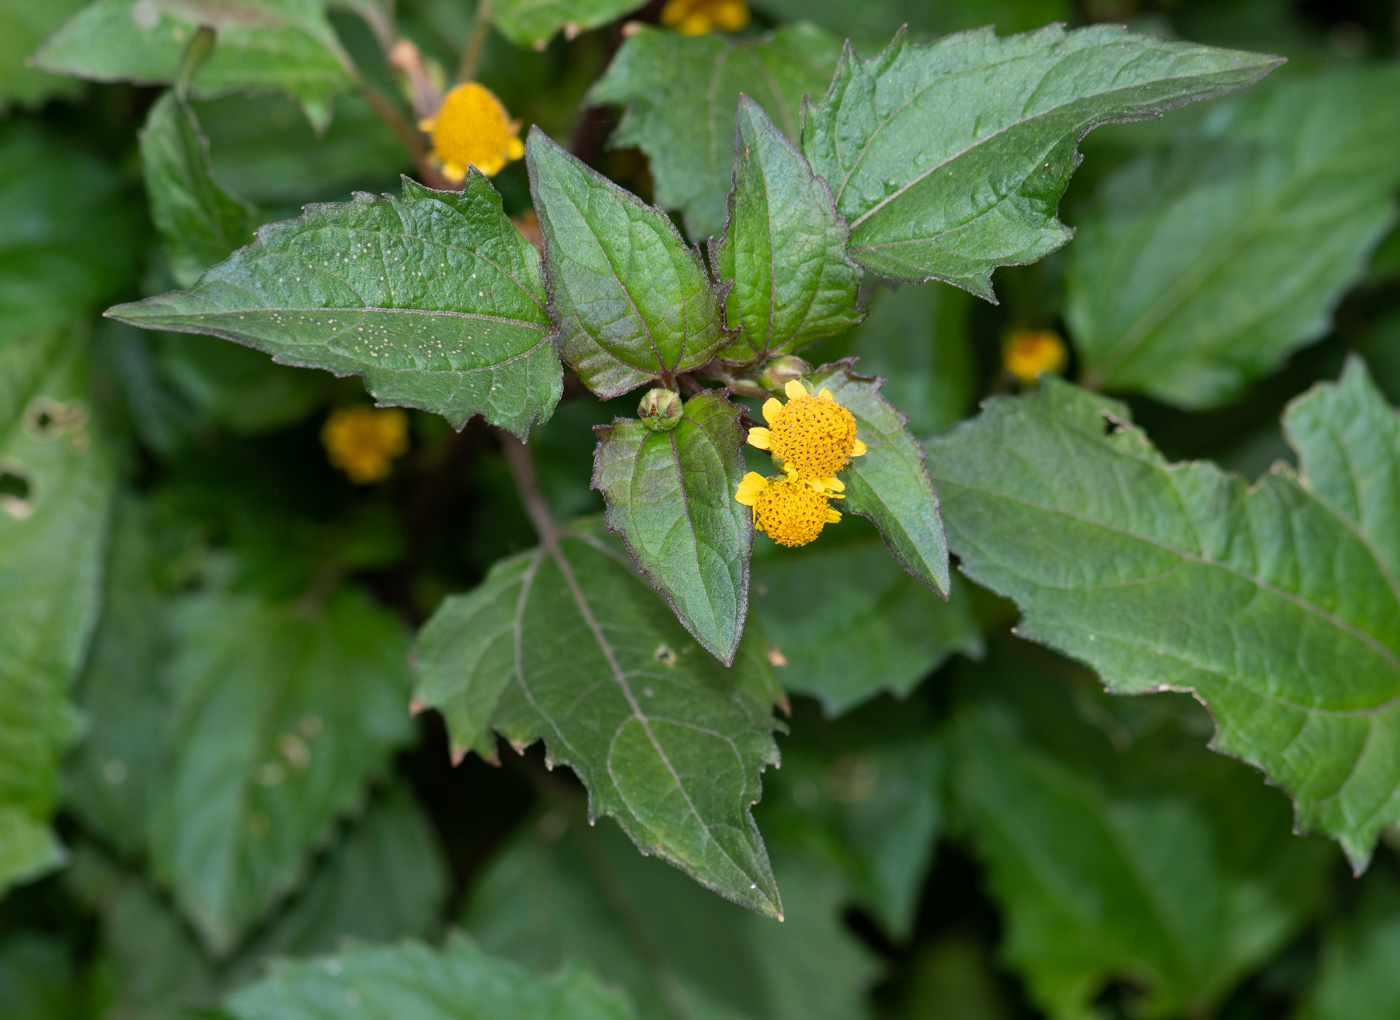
420;82;524;182
734;380;866;547
1003;328;1068;384
660;0;750;34
322;406;410;484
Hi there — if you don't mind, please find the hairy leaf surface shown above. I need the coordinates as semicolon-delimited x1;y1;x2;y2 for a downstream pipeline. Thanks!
802;25;1280;298
528;130;731;398
141;91;255;289
588;24;843;241
149;586;414;954
491;0;644;48
928;361;1400;868
1071;67;1400;408
712;97;863;366
593;391;752;663
107;175;560;436
751;530;980;715
0;330;115;894
228;935;639;1020
414;521;784;916
465;811;878;1020
807;361;949;595
34;0;353;130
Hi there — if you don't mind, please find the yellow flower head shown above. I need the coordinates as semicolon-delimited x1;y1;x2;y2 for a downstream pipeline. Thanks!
735;472;842;548
746;379;866;491
322;406;410;484
660;0;750;34
1003;328;1068;384
419;82;525;182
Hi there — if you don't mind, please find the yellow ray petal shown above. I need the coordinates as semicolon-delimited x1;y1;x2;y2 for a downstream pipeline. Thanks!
734;471;769;506
851;438;867;456
746;426;771;450
762;397;783;425
826;507;843;523
818;387;833;400
784;379;809;401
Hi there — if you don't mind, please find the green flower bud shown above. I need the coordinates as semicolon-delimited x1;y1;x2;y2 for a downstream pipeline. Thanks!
759;355;813;392
637;388;683;431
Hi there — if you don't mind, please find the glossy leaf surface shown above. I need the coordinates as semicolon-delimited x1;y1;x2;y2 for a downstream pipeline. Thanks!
594;391;751;663
802;25;1280;298
108;175;560;436
712;97;863;366
528;130;731;398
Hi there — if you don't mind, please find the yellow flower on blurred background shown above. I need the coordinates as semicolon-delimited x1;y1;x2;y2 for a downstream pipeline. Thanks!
735;472;842;548
1003;328;1068;384
322;406;410;484
419;82;524;182
660;0;750;34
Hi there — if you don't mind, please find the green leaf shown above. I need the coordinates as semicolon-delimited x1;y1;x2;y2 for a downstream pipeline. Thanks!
807;361;950;596
414;520;785;917
0;125;143;336
588;24;844;241
748;0;1070;42
64;497;174;857
226;934;640;1020
491;0;644;49
1299;876;1400;1020
926;359;1400;869
801;25;1281;299
149;585;415;954
464;810;879;1020
759;702;944;939
0;329;116;895
751;531;980;715
593;391;752;664
838;281;975;437
194;92;408;203
950;704;1328;1019
0;0;87;112
106;175;561;437
1070;67;1400;408
34;0;355;131
154;332;327;435
69;786;448;1018
0;932;89;1020
141;91;256;289
528;130;732;399
712;96;863;367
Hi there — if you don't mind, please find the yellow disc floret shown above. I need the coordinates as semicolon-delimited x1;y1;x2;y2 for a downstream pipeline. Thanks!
746;379;866;486
660;0;750;34
419;82;525;182
734;471;842;548
322;406;410;484
1003;328;1068;384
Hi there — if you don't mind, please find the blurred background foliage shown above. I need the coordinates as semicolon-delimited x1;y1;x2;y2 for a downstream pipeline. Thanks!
2;0;1400;1018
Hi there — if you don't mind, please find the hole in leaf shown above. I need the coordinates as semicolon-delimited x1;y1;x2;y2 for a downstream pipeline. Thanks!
24;397;87;440
0;464;34;519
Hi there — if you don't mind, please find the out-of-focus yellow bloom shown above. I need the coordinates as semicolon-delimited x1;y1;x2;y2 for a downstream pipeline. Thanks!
735;471;842;548
746;379;864;493
419;82;524;182
1003;328;1068;384
322;406;410;484
660;0;750;35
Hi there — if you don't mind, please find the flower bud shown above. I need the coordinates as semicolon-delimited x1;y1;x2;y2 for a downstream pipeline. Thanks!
759;355;812;393
638;388;683;431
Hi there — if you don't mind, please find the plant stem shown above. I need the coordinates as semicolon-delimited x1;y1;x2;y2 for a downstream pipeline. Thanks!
457;0;493;83
499;430;559;547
